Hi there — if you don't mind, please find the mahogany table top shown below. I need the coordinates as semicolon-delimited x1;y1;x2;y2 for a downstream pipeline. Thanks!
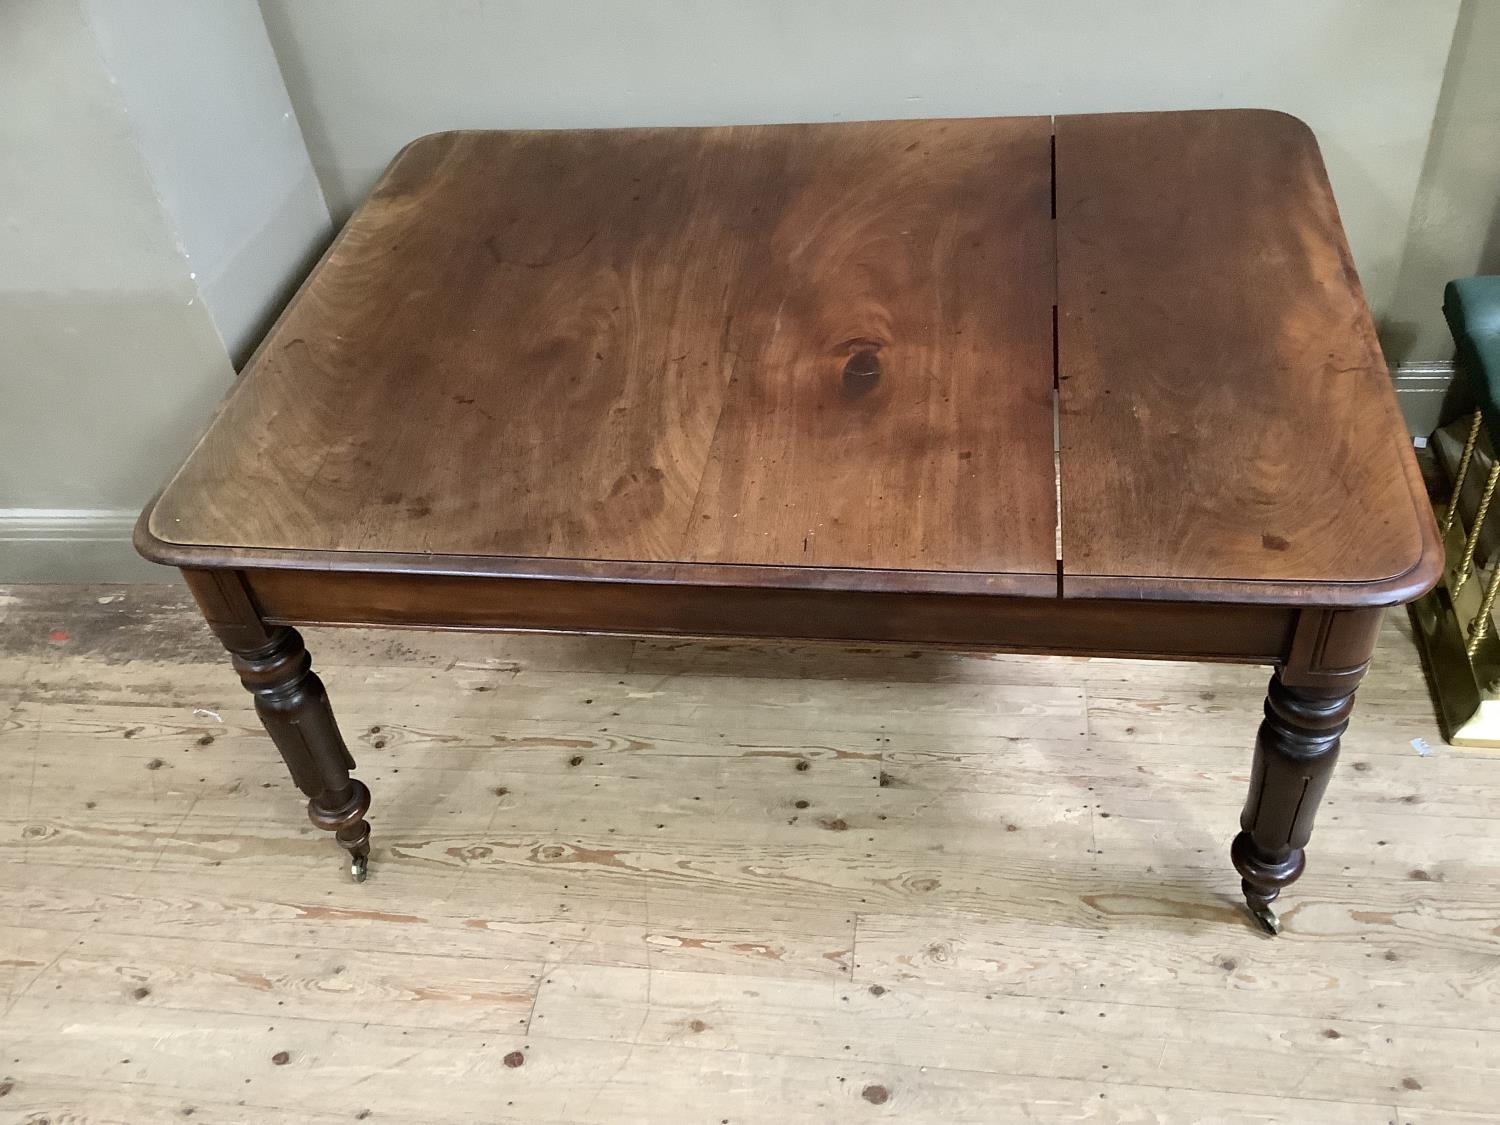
141;110;1439;607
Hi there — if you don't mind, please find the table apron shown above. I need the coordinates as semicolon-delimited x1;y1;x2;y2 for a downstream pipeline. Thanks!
238;568;1301;665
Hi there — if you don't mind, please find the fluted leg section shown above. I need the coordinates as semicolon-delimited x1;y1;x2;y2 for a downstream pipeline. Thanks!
229;626;372;880
1231;671;1355;933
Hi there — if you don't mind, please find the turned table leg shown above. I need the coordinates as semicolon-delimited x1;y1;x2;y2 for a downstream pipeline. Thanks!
183;569;372;881
1232;607;1380;934
230;627;372;880
1231;673;1354;933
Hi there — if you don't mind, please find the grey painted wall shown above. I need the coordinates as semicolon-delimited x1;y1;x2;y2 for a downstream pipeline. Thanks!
85;0;333;366
260;0;1461;327
0;0;235;580
1386;0;1500;364
0;0;330;581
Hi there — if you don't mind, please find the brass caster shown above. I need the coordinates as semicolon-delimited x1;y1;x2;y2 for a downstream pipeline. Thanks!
1247;901;1281;935
350;853;369;883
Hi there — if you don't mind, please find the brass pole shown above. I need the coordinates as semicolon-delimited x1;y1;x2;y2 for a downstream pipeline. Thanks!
1455;461;1500;595
1469;564;1500;658
1443;411;1484;538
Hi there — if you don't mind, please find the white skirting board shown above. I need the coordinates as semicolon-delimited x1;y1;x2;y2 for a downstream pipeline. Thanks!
1393;358;1455;438
0;509;172;583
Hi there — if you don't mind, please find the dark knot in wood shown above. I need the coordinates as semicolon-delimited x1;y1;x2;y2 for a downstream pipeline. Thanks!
841;349;882;397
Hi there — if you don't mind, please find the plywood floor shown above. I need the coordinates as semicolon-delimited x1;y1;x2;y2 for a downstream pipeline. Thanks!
1;584;1497;1124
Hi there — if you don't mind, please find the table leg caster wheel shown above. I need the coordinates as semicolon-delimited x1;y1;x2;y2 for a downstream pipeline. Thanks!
350;853;369;883
1247;901;1281;935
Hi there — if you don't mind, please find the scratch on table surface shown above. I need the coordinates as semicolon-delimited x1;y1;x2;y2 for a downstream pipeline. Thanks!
298;445;337;502
767;294;789;349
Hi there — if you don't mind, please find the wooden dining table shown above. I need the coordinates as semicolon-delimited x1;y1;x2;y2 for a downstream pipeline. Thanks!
137;109;1440;934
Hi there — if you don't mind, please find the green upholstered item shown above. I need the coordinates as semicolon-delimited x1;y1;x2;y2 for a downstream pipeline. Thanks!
1445;276;1500;437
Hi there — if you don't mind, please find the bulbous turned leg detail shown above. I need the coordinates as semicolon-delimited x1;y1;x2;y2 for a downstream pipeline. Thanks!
230;627;372;881
1232;671;1355;934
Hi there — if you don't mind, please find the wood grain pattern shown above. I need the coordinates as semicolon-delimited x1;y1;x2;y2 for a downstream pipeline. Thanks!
0;585;1492;1122
0;1001;1407;1124
531;962;1497;1112
1054;109;1441;604
678;119;1055;577
144;119;1057;594
139;111;1439;608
